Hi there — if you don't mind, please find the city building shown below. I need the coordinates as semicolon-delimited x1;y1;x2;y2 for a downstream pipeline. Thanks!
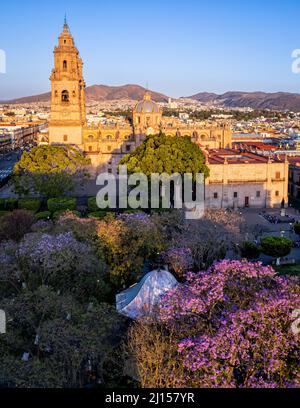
47;20;232;173
206;149;288;209
45;19;288;209
0;123;44;152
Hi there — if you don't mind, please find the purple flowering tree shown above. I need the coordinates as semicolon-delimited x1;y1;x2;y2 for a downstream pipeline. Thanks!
130;260;300;388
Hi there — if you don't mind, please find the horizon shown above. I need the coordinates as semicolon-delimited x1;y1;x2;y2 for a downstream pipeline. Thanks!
1;0;300;99
3;85;300;103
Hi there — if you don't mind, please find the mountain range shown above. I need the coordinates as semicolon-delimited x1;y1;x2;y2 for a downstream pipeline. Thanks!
3;85;300;111
187;91;300;111
3;84;168;104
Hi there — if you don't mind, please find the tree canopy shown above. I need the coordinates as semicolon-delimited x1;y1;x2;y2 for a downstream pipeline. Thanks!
119;132;209;178
13;145;91;198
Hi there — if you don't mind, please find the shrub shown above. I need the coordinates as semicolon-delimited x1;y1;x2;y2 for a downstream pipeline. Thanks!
18;198;41;213
0;210;36;242
35;211;51;221
88;211;109;220
0;198;18;211
0;211;10;217
87;197;99;212
239;241;261;260
47;197;77;213
260;236;293;259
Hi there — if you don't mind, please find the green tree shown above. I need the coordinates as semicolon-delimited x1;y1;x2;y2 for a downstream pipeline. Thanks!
239;241;261;260
13;145;91;198
260;236;292;264
119;132;209;178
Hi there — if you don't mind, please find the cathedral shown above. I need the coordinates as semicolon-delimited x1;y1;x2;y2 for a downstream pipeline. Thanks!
46;19;288;208
48;19;232;174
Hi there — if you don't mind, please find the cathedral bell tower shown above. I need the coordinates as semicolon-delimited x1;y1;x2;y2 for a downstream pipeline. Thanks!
49;18;86;145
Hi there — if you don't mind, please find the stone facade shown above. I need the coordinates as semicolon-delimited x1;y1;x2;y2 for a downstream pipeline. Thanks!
49;20;86;145
47;21;288;209
48;22;231;174
206;150;288;208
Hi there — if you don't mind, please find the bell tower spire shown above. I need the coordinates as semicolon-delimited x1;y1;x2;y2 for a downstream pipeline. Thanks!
63;13;69;31
49;20;86;145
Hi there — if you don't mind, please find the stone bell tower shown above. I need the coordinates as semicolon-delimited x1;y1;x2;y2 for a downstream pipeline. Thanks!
49;17;86;145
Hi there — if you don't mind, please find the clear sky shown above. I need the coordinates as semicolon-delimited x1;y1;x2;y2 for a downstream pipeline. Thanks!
1;0;300;99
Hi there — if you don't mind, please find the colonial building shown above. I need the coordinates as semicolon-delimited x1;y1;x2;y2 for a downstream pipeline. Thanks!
46;20;288;209
48;20;231;174
49;18;86;146
206;149;288;209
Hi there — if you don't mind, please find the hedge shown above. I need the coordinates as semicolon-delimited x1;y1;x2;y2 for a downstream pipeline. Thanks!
18;198;41;213
88;197;111;211
35;211;52;221
0;198;18;211
47;198;77;213
88;211;111;220
88;197;99;212
260;236;293;259
0;211;10;218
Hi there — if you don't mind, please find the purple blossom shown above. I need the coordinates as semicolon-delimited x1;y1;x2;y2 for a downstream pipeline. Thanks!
159;259;300;388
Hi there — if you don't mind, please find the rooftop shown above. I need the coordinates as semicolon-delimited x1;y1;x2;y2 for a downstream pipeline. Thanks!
208;149;285;165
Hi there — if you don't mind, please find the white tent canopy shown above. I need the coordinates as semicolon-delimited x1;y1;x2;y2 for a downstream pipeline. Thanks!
116;269;178;319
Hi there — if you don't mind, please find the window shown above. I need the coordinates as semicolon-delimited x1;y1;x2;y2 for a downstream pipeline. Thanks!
275;191;279;197
213;192;218;199
54;90;58;97
64;39;66;44
61;90;69;103
275;172;281;179
63;60;67;70
72;91;76;97
89;146;93;152
107;146;112;152
233;192;238;198
256;191;261;198
126;145;131;152
108;169;112;174
88;135;94;142
107;135;112;141
63;135;68;142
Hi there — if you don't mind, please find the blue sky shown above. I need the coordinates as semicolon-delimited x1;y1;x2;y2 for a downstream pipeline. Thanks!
1;0;300;99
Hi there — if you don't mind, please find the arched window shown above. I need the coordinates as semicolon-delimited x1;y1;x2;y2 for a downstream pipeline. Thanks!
61;90;69;103
88;135;94;142
106;135;112;141
63;60;67;70
72;91;76;98
63;135;68;142
54;90;58;97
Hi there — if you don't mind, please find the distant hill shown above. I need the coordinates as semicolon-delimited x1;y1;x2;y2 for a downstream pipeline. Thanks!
187;91;300;111
4;84;169;104
5;87;300;111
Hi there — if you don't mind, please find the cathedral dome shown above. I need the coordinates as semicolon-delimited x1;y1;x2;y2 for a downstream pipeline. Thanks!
134;91;160;113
